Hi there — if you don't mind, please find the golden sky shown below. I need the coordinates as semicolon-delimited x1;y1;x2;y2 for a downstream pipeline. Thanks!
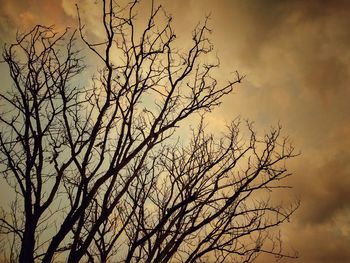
1;0;350;262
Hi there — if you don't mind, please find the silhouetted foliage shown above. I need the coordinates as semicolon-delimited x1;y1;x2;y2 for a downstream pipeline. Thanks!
0;1;298;262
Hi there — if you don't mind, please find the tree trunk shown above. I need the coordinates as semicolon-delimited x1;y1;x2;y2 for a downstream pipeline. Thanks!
19;220;36;263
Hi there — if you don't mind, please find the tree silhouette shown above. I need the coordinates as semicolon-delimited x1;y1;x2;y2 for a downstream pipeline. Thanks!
0;1;298;262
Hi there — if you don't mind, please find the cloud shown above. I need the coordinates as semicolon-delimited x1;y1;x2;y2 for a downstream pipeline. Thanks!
187;1;350;261
0;0;75;45
295;152;350;224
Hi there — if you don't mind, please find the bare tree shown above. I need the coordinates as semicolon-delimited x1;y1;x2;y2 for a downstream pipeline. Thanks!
0;0;298;262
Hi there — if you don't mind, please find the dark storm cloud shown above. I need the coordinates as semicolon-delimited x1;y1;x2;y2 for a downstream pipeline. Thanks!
296;153;350;224
183;1;350;262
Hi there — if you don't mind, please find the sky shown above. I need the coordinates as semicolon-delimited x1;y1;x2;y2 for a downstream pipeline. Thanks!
1;0;350;262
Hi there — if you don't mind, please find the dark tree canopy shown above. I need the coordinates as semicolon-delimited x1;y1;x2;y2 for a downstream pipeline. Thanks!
0;1;298;262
